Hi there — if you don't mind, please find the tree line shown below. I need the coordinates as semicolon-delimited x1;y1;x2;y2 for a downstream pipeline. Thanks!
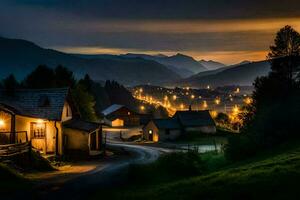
0;65;138;122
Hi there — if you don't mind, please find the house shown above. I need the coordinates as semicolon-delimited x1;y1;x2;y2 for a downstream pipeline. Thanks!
143;110;216;142
101;104;140;127
0;88;102;156
173;110;216;133
143;118;181;142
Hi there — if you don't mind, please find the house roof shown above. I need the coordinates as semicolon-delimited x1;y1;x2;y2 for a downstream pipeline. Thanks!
173;110;215;127
101;104;124;116
63;118;100;132
0;88;69;121
152;118;181;130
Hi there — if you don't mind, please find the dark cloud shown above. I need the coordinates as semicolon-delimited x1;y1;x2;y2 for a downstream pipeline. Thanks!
1;0;299;63
3;0;300;20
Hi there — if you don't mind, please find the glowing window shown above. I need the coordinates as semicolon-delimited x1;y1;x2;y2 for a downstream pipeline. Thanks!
30;122;46;138
149;130;153;134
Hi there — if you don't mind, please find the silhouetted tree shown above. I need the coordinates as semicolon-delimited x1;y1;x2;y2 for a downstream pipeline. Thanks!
54;65;76;88
104;80;136;108
2;74;19;96
268;25;300;86
225;26;300;161
71;82;97;122
23;65;55;88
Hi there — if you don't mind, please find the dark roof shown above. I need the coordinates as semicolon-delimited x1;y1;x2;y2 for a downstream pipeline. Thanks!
173;110;215;127
101;104;124;116
0;88;69;121
63;118;100;132
152;118;181;130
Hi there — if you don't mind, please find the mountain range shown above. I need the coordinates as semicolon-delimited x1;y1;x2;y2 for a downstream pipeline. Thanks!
176;60;271;87
122;53;207;78
0;36;272;87
0;37;181;86
198;60;226;70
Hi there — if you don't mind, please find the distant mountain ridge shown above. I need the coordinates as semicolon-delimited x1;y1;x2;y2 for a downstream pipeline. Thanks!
176;60;271;87
198;60;226;70
122;53;207;78
0;37;180;86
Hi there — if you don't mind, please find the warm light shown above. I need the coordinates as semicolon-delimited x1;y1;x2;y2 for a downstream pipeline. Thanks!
139;88;143;93
37;119;44;124
198;96;202;99
172;95;177;100
186;87;190;91
207;85;210;90
244;97;253;105
180;104;185;110
235;87;240;93
215;98;221;105
191;95;195;99
203;101;208;109
210;110;218;118
232;105;240;114
140;105;145;111
0;120;5;128
164;96;168;101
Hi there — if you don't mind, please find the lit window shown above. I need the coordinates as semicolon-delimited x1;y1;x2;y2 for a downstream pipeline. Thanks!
31;122;46;138
128;112;131;115
149;130;153;134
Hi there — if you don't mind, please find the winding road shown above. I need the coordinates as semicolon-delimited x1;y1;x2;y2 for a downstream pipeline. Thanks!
28;142;171;200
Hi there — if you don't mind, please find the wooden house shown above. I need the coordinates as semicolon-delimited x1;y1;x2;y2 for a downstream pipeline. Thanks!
143;110;216;142
101;104;140;127
143;118;181;142
0;88;102;156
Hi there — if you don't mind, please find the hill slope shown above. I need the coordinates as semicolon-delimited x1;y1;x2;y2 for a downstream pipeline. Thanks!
94;142;300;200
178;60;271;87
0;37;180;86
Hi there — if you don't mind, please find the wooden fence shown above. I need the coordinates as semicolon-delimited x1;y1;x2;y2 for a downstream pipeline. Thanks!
0;142;31;158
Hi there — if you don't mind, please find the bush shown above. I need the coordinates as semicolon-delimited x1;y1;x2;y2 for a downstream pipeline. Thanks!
224;135;258;161
11;151;54;171
129;152;205;184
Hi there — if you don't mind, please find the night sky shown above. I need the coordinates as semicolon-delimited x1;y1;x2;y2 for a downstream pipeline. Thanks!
1;0;300;64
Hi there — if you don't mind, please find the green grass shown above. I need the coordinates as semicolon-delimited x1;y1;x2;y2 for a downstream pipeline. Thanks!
174;129;231;145
90;141;300;200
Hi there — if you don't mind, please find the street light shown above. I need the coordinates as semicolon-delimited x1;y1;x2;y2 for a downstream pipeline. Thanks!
203;101;208;109
215;98;221;105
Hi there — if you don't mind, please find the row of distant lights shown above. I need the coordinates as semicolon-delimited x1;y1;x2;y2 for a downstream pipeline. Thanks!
136;87;252;113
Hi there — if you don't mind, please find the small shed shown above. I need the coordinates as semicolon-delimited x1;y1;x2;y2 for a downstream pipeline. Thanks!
143;118;181;142
63;118;102;156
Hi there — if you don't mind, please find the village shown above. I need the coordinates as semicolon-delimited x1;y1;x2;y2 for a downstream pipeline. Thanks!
1;1;300;199
0;82;231;199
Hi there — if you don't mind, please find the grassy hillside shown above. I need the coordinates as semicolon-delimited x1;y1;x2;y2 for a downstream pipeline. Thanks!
91;141;300;200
